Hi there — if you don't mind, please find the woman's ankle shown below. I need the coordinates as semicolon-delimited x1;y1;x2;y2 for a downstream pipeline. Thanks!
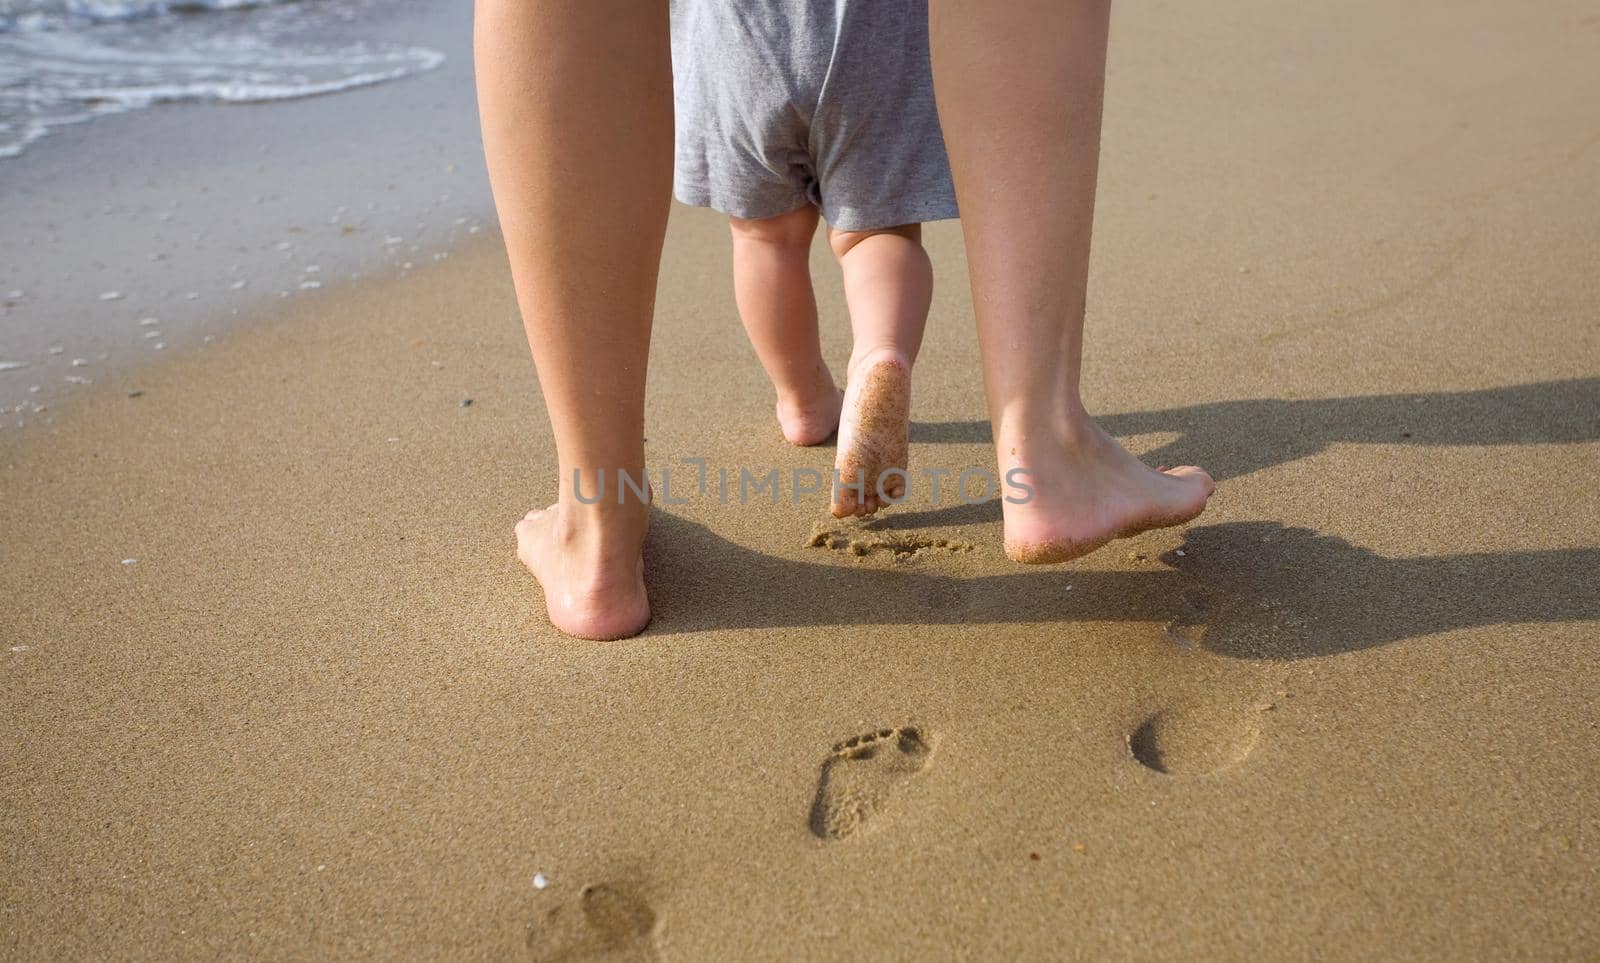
556;471;653;527
991;393;1100;456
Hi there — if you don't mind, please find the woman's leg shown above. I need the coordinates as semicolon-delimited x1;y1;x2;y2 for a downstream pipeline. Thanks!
475;0;671;638
827;224;933;517
727;207;842;446
928;0;1212;561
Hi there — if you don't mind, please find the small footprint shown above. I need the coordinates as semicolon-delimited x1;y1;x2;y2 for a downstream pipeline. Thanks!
809;727;931;839
527;882;658;963
1127;702;1269;776
1163;586;1299;660
1164;593;1213;648
807;523;972;561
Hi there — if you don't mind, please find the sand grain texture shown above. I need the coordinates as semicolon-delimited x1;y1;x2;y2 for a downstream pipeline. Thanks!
3;0;1599;958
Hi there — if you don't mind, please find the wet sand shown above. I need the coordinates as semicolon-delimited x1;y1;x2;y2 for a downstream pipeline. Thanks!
3;0;1599;958
0;0;488;416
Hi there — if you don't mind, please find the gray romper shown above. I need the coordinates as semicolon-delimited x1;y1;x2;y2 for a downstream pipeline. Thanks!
670;0;958;232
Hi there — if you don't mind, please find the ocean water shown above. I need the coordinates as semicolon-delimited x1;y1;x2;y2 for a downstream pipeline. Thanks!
0;0;443;158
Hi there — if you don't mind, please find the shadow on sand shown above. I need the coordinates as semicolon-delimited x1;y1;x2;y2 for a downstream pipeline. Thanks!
909;377;1600;480
641;379;1599;659
644;514;1597;660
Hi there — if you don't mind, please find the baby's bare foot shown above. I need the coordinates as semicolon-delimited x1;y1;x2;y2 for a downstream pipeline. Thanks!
515;500;650;640
775;386;843;446
832;348;911;518
1001;419;1213;563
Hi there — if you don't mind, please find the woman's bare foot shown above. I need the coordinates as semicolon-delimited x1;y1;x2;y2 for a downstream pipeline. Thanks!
514;497;651;640
832;348;912;517
775;382;844;446
1000;416;1213;563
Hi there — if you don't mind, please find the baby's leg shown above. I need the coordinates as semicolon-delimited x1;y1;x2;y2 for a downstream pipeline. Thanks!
827;224;933;517
728;207;844;445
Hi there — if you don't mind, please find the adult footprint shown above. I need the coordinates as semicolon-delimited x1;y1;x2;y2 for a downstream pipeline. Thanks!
1128;702;1264;775
527;882;658;963
809;726;931;840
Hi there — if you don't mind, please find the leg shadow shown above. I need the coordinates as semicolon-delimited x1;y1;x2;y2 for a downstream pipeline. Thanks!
908;377;1600;482
642;511;1599;660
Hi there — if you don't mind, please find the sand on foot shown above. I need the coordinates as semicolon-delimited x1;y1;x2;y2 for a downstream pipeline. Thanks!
831;349;912;518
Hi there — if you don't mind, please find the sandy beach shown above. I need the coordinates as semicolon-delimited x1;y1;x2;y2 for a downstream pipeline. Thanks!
3;0;1598;958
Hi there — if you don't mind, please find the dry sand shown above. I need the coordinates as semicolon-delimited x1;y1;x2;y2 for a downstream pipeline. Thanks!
3;0;1599;958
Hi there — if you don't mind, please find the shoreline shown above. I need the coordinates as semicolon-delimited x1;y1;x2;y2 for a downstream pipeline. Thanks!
0;0;488;421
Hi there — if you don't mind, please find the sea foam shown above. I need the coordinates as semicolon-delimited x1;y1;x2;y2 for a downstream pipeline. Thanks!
0;0;443;159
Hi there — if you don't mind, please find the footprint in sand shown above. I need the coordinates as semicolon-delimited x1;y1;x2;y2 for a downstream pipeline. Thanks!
1162;586;1299;660
526;882;659;963
1127;701;1269;776
806;522;973;561
1164;590;1218;649
810;726;931;839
